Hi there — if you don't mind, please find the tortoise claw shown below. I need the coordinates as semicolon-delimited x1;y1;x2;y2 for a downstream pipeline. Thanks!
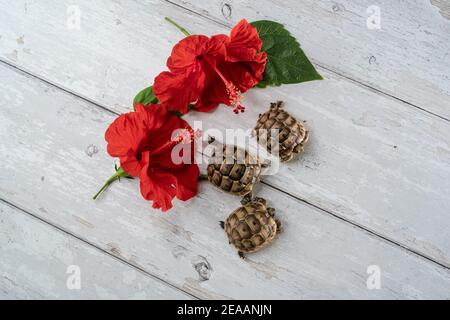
238;251;246;259
219;221;225;229
267;207;276;217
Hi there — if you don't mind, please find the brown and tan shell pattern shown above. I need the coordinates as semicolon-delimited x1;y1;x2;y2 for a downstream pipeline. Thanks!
207;144;261;196
221;197;281;258
254;101;309;162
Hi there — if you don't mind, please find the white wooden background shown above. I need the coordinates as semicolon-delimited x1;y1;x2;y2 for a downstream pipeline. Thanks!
0;0;449;299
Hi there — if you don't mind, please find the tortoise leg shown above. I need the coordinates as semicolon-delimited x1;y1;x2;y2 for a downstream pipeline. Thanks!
303;130;310;144
293;144;304;154
271;101;283;110
208;135;216;144
294;131;309;154
282;152;294;162
238;251;246;259
276;219;283;234
219;221;225;229
270;101;284;110
267;207;276;217
260;159;271;169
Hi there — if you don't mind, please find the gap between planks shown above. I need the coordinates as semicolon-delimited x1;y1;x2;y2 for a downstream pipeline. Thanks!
1;58;449;274
0;198;199;300
164;0;450;123
262;182;450;271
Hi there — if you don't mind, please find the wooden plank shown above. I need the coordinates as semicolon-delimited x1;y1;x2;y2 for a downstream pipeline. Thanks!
0;201;192;300
168;0;450;120
0;0;224;114
195;68;450;268
1;64;450;299
0;0;449;267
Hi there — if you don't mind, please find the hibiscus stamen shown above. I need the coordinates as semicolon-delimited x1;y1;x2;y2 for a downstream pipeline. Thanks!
152;127;201;156
226;83;246;114
176;128;202;144
204;57;246;114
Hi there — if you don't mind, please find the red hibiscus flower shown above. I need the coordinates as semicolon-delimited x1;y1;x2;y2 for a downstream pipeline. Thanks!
98;103;199;211
153;19;267;115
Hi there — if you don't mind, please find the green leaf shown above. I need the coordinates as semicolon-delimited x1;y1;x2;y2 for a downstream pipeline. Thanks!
133;86;159;106
251;20;323;88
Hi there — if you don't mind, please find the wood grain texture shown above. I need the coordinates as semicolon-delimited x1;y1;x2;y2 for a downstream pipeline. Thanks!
169;0;450;120
0;0;449;269
193;69;450;268
0;201;191;300
1;64;450;299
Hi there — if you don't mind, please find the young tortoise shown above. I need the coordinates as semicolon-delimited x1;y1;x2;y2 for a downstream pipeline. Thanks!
254;101;309;162
220;196;281;259
206;140;261;197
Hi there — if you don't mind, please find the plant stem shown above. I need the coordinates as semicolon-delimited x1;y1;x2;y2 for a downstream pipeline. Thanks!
165;17;191;36
93;167;131;200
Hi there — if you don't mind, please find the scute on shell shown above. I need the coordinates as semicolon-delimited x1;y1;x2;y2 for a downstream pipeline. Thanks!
207;144;261;196
254;101;309;162
223;198;280;255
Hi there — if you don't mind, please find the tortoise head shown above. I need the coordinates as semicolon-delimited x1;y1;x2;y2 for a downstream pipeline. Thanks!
240;195;267;207
270;101;284;110
252;197;267;207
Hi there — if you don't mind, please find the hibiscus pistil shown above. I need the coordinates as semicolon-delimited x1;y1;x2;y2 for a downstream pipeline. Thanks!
226;83;246;114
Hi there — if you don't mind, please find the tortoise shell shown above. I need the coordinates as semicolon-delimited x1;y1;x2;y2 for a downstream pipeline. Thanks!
254;101;309;162
207;144;261;196
221;197;280;257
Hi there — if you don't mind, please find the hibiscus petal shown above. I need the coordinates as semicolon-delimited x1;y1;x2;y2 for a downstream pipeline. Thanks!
134;103;169;131
105;112;148;176
167;35;210;72
155;34;229;114
219;54;266;93
192;101;220;113
105;104;178;176
174;164;200;201
153;70;205;115
138;151;173;211
227;19;263;62
193;59;229;111
140;169;177;212
151;141;195;169
139;158;198;211
208;34;229;57
120;156;144;177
